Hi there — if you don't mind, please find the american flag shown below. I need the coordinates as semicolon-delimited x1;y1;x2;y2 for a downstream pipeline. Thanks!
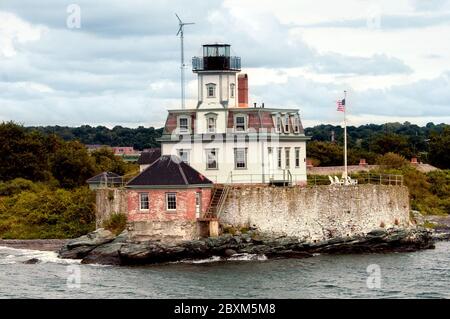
337;98;345;112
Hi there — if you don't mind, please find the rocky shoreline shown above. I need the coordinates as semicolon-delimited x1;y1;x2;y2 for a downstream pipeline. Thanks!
58;227;436;266
0;239;68;252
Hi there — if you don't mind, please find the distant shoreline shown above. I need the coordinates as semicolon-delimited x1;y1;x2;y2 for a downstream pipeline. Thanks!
0;239;68;252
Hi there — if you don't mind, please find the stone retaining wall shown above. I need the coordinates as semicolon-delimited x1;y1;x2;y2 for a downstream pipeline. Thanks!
220;184;411;241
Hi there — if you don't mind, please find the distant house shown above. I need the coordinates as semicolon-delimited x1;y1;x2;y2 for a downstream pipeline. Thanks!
125;155;213;240
86;172;122;189
137;148;161;172
112;146;137;156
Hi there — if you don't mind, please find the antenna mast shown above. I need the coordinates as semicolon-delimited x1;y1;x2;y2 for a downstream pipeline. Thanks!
176;13;194;110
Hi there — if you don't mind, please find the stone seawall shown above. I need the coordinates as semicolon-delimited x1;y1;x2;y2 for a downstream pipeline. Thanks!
220;184;411;241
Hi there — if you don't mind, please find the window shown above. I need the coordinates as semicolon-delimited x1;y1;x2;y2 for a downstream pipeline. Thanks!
166;193;177;211
285;148;290;168
277;148;282;169
293;116;300;133
235;115;246;131
276;116;282;133
139;193;149;211
230;83;235;98
177;149;190;164
295;147;300;168
206;83;216;98
206;149;218;169
207;117;216;133
284;115;290;132
179;117;189;133
234;148;247;169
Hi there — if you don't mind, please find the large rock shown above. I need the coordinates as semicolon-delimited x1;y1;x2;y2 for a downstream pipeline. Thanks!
61;227;436;265
58;228;116;259
81;230;129;265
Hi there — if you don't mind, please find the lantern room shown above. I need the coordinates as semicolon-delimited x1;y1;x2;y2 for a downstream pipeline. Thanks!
192;44;241;72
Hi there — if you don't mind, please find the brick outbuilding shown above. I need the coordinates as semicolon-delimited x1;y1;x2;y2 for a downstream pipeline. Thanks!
125;155;213;241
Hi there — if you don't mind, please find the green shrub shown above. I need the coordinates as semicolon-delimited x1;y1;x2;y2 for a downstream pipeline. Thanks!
375;152;409;169
0;185;95;239
102;213;127;235
0;178;40;196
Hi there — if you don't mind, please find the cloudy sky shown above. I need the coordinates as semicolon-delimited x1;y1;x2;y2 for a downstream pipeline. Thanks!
1;0;449;128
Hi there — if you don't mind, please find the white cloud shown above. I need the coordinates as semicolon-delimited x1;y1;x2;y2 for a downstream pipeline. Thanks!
0;0;449;128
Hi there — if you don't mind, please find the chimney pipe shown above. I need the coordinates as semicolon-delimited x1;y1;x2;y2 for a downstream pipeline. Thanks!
262;102;264;108
238;74;248;108
254;102;257;108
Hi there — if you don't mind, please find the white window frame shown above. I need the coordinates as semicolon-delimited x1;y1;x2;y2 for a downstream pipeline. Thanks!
277;147;282;169
283;114;290;133
166;192;177;211
205;148;218;170
295;147;300;168
234;148;247;169
285;147;290;168
274;116;282;133
230;83;235;98
178;116;189;133
177;149;190;165
292;115;300;133
206;83;216;98
139;192;149;211
207;116;216;133
234;114;247;132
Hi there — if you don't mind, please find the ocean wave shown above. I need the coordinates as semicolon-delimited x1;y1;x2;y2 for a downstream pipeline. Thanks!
177;253;268;264
0;246;81;265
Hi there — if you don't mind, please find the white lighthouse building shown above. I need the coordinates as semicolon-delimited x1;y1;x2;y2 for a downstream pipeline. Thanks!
159;43;309;185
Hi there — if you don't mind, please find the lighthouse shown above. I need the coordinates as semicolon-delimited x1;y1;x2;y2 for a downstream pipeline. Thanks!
192;44;242;109
158;43;309;186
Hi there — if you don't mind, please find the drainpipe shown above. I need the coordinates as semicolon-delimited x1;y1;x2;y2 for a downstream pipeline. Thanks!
258;106;265;184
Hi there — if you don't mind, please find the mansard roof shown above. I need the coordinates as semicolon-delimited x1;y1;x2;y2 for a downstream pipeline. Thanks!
127;155;213;187
162;107;304;134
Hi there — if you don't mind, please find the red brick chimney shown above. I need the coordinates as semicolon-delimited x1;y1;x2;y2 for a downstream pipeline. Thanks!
306;159;314;168
238;73;248;108
411;157;418;165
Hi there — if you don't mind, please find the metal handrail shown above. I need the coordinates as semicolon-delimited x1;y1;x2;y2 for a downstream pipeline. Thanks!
306;173;404;186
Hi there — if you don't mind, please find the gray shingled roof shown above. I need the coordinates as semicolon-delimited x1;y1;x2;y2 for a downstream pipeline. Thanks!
127;155;213;187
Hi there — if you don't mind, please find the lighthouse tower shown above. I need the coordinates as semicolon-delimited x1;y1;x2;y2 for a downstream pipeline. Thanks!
159;43;309;186
192;44;242;109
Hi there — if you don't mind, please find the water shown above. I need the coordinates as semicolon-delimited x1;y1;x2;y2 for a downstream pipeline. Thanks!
0;242;449;299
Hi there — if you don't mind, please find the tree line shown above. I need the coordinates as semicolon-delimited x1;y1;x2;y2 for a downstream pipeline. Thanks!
0;122;137;238
27;125;163;151
305;122;450;169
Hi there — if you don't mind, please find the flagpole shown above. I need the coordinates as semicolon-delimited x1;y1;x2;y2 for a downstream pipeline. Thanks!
344;90;348;180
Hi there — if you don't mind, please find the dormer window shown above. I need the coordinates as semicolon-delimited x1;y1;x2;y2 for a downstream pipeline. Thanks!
292;116;300;133
230;83;235;98
234;115;246;132
284;114;290;133
178;116;189;133
206;83;216;98
275;116;282;133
